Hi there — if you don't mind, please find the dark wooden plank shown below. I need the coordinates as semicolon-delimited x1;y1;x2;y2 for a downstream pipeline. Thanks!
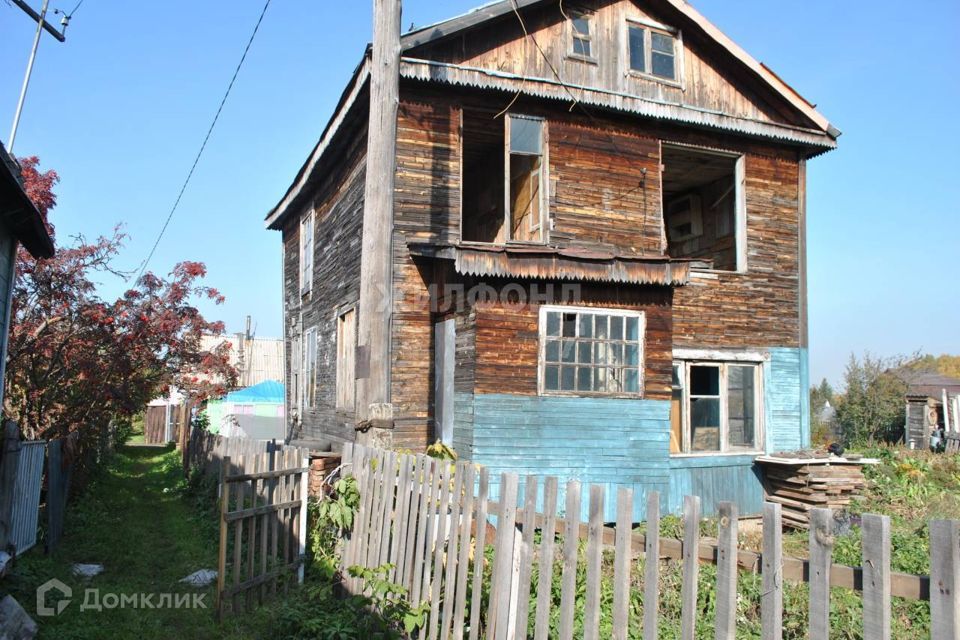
930;519;960;640
452;463;476;639
489;473;519;640
761;502;783;640
468;467;490;640
680;495;700;640
584;484;604;640
558;480;581;640
715;501;738;640
534;476;559;640
216;456;231;620
613;487;633;640
808;508;833;640
643;491;660;640
514;475;538;640
862;513;891;640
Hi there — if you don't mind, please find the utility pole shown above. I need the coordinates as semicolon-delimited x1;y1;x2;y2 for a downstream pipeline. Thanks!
355;0;400;444
8;0;68;153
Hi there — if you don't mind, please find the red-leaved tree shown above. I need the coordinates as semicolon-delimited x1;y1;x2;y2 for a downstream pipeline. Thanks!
4;157;237;439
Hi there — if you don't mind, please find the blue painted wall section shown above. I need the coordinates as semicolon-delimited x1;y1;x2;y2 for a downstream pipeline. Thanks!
764;347;807;453
457;347;808;519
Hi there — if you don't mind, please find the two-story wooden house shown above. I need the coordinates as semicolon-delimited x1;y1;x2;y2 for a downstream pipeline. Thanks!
266;0;838;517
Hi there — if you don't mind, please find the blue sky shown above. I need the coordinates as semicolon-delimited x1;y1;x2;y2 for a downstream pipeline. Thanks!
2;0;958;387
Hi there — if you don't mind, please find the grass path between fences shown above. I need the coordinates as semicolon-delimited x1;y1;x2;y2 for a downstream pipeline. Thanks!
3;443;268;639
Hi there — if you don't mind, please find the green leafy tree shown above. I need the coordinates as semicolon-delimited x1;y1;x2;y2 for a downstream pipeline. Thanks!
834;353;910;445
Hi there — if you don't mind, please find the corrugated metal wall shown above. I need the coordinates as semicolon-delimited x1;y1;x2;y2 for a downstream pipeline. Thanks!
11;441;45;553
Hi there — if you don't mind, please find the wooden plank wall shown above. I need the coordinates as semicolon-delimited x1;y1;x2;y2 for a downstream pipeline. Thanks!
283;127;367;447
406;0;802;128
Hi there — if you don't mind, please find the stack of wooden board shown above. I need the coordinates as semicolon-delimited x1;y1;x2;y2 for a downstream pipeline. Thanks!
755;455;875;529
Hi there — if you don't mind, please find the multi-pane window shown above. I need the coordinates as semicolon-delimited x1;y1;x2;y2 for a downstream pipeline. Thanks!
303;327;317;408
627;23;677;81
672;361;761;454
540;307;644;396
507;114;545;243
571;14;592;58
300;211;314;295
336;309;356;411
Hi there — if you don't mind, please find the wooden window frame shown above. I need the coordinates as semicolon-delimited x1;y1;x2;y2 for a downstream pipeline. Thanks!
672;356;764;457
660;141;748;273
504;113;549;245
623;19;684;89
335;307;357;412
303;326;318;409
299;209;314;297
537;305;645;398
567;11;597;64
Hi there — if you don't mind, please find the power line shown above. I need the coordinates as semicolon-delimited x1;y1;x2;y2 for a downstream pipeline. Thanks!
133;0;272;282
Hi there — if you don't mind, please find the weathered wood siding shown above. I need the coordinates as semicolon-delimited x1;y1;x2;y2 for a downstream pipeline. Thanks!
673;151;802;349
283;130;367;446
406;0;807;129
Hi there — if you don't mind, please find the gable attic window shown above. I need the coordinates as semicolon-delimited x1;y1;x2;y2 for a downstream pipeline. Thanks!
461;111;547;244
570;13;593;59
299;210;314;296
627;22;678;82
661;143;746;272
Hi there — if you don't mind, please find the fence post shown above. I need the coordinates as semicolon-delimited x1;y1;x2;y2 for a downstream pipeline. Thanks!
644;490;660;640
216;455;232;621
680;495;701;640
715;501;738;640
809;508;834;640
297;454;309;584
761;502;783;640
0;420;20;552
862;514;891;640
930;519;960;640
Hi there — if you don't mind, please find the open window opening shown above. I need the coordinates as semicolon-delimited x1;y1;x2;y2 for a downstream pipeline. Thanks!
661;144;744;271
461;112;546;244
671;360;761;454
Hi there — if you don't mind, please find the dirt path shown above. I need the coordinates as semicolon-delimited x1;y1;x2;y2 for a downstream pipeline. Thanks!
3;444;255;639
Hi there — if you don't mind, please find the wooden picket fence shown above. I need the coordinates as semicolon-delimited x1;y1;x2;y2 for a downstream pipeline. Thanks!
340;442;960;640
214;446;310;619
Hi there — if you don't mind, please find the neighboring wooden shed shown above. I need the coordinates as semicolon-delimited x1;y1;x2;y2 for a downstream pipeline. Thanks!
901;371;960;449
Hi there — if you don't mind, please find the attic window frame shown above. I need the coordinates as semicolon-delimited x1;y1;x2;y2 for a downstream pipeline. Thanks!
567;11;596;63
299;209;314;297
624;19;684;88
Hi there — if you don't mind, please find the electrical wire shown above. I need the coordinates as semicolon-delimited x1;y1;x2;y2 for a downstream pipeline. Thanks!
132;0;272;282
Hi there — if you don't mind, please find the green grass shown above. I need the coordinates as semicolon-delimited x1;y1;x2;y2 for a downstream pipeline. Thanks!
2;444;268;639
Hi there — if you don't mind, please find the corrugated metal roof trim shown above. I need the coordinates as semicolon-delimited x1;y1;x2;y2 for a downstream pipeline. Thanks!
399;58;836;149
453;248;689;285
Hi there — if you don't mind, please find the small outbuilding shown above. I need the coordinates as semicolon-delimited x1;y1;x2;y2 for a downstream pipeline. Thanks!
900;371;960;449
204;380;286;440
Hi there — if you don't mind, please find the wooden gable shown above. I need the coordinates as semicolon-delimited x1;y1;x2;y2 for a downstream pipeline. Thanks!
404;0;821;131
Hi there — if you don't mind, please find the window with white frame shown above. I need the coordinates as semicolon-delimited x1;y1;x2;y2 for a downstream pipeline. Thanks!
570;13;593;59
335;309;356;411
300;211;314;296
303;327;318;408
671;360;762;454
627;22;678;82
540;306;644;396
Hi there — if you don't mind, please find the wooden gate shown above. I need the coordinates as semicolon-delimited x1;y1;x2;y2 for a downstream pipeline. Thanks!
216;449;309;619
144;406;167;444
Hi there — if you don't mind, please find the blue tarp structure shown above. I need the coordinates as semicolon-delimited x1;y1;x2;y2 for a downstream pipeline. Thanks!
224;380;284;404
